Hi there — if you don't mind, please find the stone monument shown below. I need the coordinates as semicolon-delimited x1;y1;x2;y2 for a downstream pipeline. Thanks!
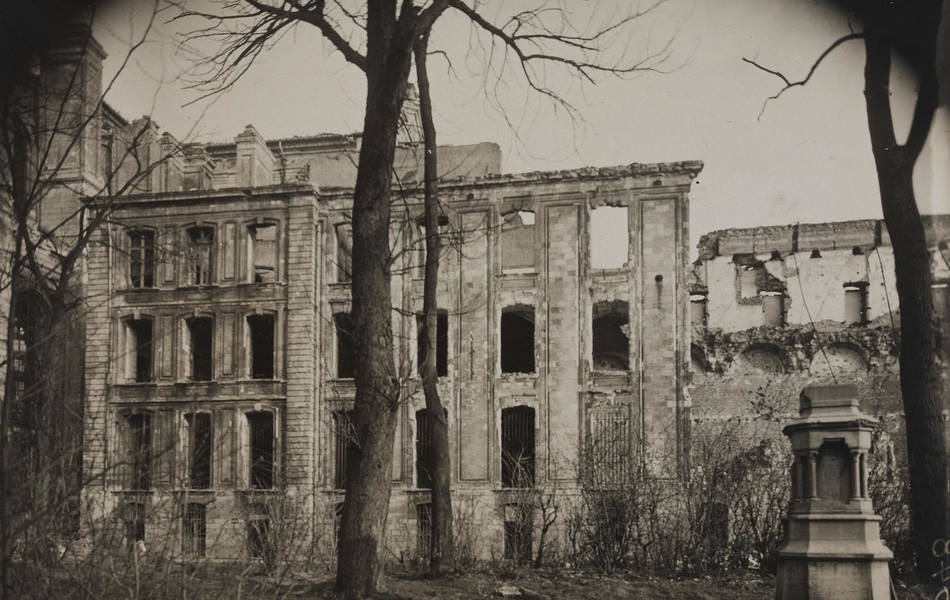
775;384;892;600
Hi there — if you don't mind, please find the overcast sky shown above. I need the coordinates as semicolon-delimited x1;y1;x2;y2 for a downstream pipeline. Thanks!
94;0;950;255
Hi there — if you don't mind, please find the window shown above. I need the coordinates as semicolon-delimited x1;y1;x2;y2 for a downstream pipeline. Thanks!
590;206;629;270
335;223;352;284
503;504;533;564
186;227;214;285
122;502;146;545
591;301;629;371
933;283;948;322
185;317;213;381
247;314;275;379
739;265;758;299
129;230;155;288
416;503;432;559
246;411;275;489
247;504;271;561
248;224;277;283
500;306;535;374
334;411;357;489
501;406;535;488
118;412;152;491
588;406;629;487
184;413;212;489
11;291;49;425
335;313;356;379
125;319;153;383
690;294;707;327
761;292;785;327
182;503;206;558
416;311;448;378
844;283;868;326
501;210;535;272
415;409;433;489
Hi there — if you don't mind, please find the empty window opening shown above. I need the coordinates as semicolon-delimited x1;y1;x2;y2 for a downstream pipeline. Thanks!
248;224;277;283
503;505;533;564
129;230;155;288
334;411;357;489
690;294;707;327
761;292;785;327
590;206;629;270
933;283;948;321
501;406;535;488
416;311;448;378
501;210;536;272
335;223;352;284
500;306;535;374
186;317;213;381
122;502;146;545
125;319;153;383
415;409;433;489
844;283;868;326
739;265;758;299
416;503;432;559
182;503;207;558
247;411;275;489
588;407;630;488
247;314;275;379
184;413;212;489
11;291;49;422
119;412;152;491
186;227;214;285
247;504;271;561
335;313;356;379
592;301;629;371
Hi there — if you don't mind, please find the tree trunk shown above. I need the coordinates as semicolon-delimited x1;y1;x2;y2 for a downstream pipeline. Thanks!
335;5;416;597
414;33;454;576
863;26;947;583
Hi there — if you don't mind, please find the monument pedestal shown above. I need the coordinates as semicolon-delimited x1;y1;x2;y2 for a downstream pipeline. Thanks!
775;385;892;600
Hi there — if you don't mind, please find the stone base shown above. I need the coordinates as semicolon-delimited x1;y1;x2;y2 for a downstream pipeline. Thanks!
776;555;891;600
775;514;892;600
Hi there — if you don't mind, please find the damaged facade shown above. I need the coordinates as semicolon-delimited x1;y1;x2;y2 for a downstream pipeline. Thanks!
77;62;702;558
689;217;950;432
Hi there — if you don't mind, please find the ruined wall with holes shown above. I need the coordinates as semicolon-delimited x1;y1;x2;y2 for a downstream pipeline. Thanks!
688;217;950;471
80;111;702;562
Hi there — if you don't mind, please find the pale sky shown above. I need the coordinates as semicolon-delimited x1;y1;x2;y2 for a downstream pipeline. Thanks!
94;0;950;256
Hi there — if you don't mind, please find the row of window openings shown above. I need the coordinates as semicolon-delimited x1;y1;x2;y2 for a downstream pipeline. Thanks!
333;304;630;378
125;499;529;562
122;502;271;560
117;411;275;491
334;406;537;490
332;205;631;285
128;223;277;289
124;314;275;383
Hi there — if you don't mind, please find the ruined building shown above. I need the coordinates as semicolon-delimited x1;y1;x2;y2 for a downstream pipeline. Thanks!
689;217;950;431
31;27;705;560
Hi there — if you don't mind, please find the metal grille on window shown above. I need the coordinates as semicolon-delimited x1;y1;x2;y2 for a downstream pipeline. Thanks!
416;503;432;559
501;406;535;488
247;412;274;489
184;413;212;489
247;503;270;560
182;503;206;558
588;406;630;488
415;410;433;489
129;230;155;288
122;502;146;544
334;411;357;489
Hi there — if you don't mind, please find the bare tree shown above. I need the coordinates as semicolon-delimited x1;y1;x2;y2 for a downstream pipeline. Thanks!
743;0;947;583
178;1;675;595
0;3;187;596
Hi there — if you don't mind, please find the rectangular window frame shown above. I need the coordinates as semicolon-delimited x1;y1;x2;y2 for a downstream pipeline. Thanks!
128;229;156;289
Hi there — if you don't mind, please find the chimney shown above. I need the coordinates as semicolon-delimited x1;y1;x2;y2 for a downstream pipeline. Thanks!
235;125;275;188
